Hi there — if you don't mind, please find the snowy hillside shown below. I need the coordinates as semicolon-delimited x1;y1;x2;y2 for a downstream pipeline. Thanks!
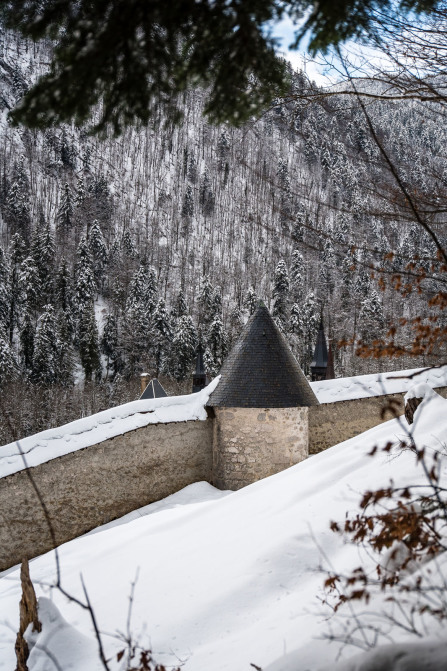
1;387;446;671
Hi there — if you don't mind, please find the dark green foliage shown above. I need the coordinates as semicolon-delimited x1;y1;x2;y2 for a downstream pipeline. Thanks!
2;0;289;134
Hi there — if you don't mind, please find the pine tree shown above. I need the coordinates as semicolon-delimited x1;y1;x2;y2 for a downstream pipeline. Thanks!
0;329;17;387
78;303;101;382
55;258;74;314
228;304;244;346
31;211;55;304
244;286;257;316
272;259;289;331
32;305;60;385
290;249;305;303
101;312;121;380
56;182;74;236
19;310;35;372
175;289;188;318
7;234;27;345
60;128;76;169
19;255;41;315
171;315;197;381
0;246;11;331
292;209;305;243
199;170;215;216
56;309;75;386
74;236;96;313
122;229;137;259
297;292;319;374
207;313;228;375
152;298;172;375
359;289;385;341
88;220;108;289
4;156;31;242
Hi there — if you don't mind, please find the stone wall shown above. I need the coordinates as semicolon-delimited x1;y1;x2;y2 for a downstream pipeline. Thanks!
212;407;308;490
0;419;213;571
308;386;447;454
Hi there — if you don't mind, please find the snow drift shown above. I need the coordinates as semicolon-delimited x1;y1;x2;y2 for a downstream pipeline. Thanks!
0;386;446;671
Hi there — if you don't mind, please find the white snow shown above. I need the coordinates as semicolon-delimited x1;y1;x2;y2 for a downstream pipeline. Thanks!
310;365;447;403
0;385;446;671
0;377;220;480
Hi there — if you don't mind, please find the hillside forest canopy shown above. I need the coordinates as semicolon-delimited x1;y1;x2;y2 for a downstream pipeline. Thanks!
0;3;447;442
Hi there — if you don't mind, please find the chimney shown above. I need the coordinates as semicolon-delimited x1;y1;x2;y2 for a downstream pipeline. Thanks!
140;373;150;396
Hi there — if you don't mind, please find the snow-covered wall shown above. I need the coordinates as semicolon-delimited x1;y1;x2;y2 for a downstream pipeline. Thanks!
310;366;447;403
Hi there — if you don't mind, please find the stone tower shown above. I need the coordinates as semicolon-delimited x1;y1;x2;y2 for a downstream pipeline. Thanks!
207;304;319;490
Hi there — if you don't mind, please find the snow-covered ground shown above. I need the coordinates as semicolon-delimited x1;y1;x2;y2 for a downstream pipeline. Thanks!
1;386;446;671
0;377;219;479
310;365;447;403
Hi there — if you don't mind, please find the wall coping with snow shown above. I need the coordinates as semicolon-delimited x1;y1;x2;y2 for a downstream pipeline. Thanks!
0;377;220;480
310;366;447;404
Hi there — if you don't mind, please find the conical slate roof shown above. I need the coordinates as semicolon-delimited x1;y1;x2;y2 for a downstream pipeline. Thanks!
208;304;319;408
140;378;167;400
311;320;328;369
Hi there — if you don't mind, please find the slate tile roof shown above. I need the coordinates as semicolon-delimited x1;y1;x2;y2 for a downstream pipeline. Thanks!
311;320;328;369
207;304;319;408
140;378;168;400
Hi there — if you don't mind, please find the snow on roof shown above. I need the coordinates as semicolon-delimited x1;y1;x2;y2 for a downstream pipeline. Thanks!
310;365;447;403
0;390;446;671
0;377;220;480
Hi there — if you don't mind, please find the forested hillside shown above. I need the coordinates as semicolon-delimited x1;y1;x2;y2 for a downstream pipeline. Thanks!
0;26;445;442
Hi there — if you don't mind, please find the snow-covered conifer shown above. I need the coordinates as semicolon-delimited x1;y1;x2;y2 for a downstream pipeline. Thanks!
74;237;96;311
4;156;31;242
171;315;198;381
78;303;101;382
19;311;35;372
56;182;74;235
244;286;257;316
152;298;172;375
272;259;289;331
290;249;305;303
101;313;120;380
88;220;108;288
0;246;10;330
32;305;60;385
19;256;41;315
0;329;17;387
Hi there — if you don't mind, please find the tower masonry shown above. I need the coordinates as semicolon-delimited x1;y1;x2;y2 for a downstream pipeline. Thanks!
207;304;319;490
